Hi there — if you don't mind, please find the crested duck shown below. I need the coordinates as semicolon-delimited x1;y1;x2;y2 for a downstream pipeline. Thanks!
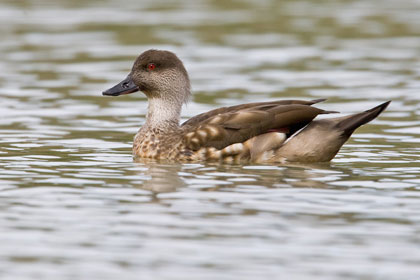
103;49;390;163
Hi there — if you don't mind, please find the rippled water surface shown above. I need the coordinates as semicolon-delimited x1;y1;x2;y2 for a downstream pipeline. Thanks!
1;0;420;279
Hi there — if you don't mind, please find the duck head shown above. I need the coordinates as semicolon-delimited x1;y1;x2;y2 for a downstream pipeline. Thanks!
103;49;191;105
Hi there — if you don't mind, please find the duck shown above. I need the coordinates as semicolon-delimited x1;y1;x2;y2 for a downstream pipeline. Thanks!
103;49;390;163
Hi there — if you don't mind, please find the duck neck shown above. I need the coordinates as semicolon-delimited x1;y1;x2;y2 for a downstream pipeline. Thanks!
144;95;183;131
142;75;191;131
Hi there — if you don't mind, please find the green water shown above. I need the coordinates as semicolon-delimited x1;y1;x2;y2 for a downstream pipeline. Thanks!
1;0;420;279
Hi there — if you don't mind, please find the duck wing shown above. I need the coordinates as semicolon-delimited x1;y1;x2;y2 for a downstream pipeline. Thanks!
181;99;326;127
182;101;336;151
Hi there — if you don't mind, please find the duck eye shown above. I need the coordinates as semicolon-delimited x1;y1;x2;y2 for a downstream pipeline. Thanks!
147;63;156;71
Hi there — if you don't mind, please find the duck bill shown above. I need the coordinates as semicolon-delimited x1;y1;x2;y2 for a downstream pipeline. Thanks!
102;75;139;96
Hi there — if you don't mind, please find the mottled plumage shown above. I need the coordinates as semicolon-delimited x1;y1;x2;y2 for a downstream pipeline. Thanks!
103;49;390;163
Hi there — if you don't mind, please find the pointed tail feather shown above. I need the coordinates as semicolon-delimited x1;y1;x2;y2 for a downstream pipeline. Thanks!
273;101;391;162
338;101;391;136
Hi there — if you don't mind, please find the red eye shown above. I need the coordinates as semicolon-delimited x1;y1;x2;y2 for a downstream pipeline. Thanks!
147;63;156;71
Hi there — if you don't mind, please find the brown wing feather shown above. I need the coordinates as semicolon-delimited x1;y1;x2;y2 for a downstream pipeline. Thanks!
183;102;334;151
181;99;326;127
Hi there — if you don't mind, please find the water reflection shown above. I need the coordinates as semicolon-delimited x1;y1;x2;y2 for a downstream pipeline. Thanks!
133;160;185;193
132;160;356;194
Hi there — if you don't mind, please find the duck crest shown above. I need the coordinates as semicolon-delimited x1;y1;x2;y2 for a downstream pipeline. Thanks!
103;49;391;163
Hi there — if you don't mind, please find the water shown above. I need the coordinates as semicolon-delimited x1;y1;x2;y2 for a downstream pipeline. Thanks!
1;0;420;279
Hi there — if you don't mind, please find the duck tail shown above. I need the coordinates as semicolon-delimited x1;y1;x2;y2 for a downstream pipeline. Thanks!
337;101;391;137
272;101;391;162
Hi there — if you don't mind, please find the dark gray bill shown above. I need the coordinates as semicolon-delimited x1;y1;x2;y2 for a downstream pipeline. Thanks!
102;75;139;96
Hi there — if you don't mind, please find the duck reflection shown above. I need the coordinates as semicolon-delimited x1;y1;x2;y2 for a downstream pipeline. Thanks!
133;158;352;194
133;159;185;193
212;161;348;190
